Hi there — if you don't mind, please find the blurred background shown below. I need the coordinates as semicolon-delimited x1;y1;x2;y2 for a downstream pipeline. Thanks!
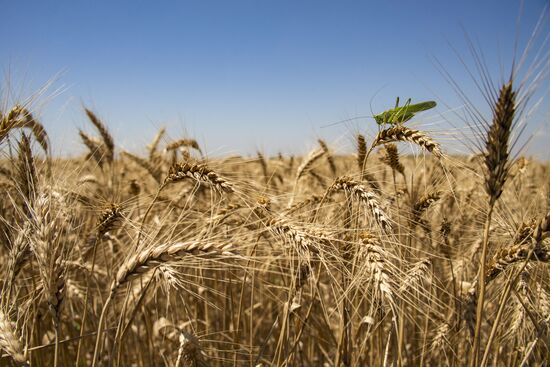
1;0;549;158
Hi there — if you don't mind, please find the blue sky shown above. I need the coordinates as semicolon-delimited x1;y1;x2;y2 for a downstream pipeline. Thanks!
1;0;549;158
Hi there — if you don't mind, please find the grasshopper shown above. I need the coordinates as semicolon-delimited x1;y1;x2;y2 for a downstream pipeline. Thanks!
374;97;436;125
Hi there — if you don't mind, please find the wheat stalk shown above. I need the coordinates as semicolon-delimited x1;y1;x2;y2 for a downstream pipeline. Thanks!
79;130;108;167
380;143;405;176
472;79;517;366
357;134;367;172
6;223;32;288
0;310;27;366
15;133;38;205
165;138;202;154
327;176;392;232
121;151;163;183
111;241;235;294
164;162;234;193
265;216;329;255
413;191;441;219
0;104;48;151
84;108;115;163
370;126;442;158
318;139;337;176
483;81;515;204
295;149;325;183
174;330;208;367
30;194;68;326
147;127;166;160
486;245;549;284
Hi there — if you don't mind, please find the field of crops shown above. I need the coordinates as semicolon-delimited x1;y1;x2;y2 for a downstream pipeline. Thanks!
1;76;549;367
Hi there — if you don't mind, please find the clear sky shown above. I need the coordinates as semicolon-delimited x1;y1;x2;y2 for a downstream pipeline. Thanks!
1;0;549;158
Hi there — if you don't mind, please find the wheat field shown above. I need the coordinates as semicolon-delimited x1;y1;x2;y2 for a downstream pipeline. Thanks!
0;65;549;367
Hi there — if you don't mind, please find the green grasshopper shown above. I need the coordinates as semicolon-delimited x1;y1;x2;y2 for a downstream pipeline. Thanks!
373;97;436;125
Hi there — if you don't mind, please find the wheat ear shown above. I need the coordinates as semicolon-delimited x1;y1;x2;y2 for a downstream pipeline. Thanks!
93;240;234;366
79;130;107;167
357;134;367;172
121;151;163;183
165;138;202;154
370;125;442;158
318;139;337;175
472;79;517;366
483;81;515;204
111;241;234;294
380;143;405;176
0;104;48;151
327;176;392;232
164;162;234;193
147;127;166;160
15;133;38;204
0;310;28;366
175;330;208;367
6;223;32;289
84;108;115;163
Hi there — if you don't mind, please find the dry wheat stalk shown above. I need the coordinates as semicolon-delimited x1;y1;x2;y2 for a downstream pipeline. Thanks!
472;79;518;364
295;149;325;183
327;176;392;232
79;130;107;167
380;143;405;176
360;238;397;315
96;204;122;236
431;321;451;353
256;198;331;254
111;241;234;294
506;272;531;340
77;174;99;186
256;151;269;182
84;108;114;163
363;171;382;194
463;282;478;339
164;162;234;193
308;170;327;188
15;133;38;204
285;194;332;215
485;244;549;283
174;330;209;367
30;194;68;324
294;263;311;291
318;139;337;176
370;126;442;158
483;81;515;204
165;138;202;154
413;192;441;218
535;281;550;326
0;104;48;151
6;223;32;286
265;216;328;255
121;151;163;183
147;127;166;160
357;134;367;172
531;211;550;246
0;310;27;366
479;212;550;286
400;259;432;293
